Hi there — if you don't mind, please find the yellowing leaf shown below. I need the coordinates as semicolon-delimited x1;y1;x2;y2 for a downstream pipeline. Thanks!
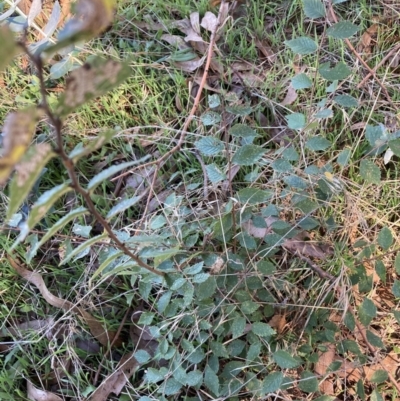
45;0;116;54
56;57;131;117
0;109;40;184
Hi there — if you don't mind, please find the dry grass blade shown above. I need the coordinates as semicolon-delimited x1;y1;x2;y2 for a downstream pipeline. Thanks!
7;255;114;347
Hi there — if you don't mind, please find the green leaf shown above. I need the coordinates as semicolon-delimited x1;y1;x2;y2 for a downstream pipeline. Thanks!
205;163;226;183
87;157;151;192
334;94;358;108
106;196;142;220
370;390;384;401
388;139;400;157
229;124;258;138
173;367;188;385
358;297;377;326
195;276;217;300
69;129;119;163
395;253;400;275
158;291;172;313
89;248;124;283
366;330;384;348
192;273;210;283
273;350;301;368
302;0;325;18
392;280;400;298
241;301;260;315
26;182;72;231
183;261;204;275
337;148;351;166
231;317;246;338
247;342;261;362
232;144;265;165
392;309;400;324
356;379;366;401
360;160;381;184
282;147;300;161
210;341;229;358
163;377;182;396
208;94;221;108
26;207;88;262
59;234;108;266
195;137;224;156
319;62;351;80
200;111;221;126
370;370;388;384
0;26;17;72
285;36;318;55
314;109;333;119
237;188;272;204
238;232;257;250
262;372;283;393
72;224;92;238
7;144;55;220
286;113;306;130
291;73;312;89
49;56;75;79
134;350;151;364
283;175;308;189
295;199;319;214
56;58;132;118
375;260;386;283
186;370;203;386
305;136;331;151
251;322;276;338
299;371;318;393
377;226;393;250
204;366;219;395
327;21;360;39
144;368;164;383
271;159;293;173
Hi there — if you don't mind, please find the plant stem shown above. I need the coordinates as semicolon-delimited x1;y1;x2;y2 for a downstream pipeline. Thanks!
19;41;164;277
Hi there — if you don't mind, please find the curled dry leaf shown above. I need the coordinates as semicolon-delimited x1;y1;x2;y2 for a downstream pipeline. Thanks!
0;318;55;339
88;353;139;401
27;381;63;401
283;238;334;260
267;314;286;334
280;84;298;106
209;256;225;274
0;108;40;184
7;256;114;347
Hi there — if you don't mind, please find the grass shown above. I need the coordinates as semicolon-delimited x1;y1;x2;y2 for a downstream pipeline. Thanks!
1;0;400;400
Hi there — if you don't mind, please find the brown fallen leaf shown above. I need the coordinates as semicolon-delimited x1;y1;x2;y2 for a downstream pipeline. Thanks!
242;216;277;238
364;352;399;382
209;256;225;275
314;343;336;395
283;238;334;260
280;84;298;106
27;381;63;401
7;256;114;347
88;353;139;401
267;314;286;334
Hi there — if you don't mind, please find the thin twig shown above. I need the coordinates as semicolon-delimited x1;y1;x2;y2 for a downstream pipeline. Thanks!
357;43;400;88
18;42;163;277
328;2;395;108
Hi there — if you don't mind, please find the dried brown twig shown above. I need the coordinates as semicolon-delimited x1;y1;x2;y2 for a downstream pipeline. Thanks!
18;41;163;277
